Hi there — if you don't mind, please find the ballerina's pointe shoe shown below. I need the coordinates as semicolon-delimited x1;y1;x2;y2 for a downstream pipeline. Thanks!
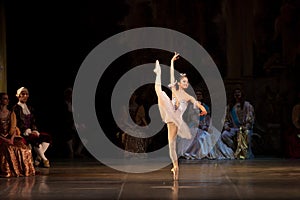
153;60;161;74
171;167;178;181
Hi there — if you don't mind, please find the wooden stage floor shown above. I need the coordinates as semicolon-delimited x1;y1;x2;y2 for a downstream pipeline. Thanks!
1;157;300;200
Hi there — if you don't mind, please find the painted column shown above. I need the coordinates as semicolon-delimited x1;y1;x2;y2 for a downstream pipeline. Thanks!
0;1;7;92
223;0;254;79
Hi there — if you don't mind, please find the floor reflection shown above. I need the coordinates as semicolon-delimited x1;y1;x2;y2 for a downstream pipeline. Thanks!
1;158;300;200
5;176;36;200
171;181;178;200
3;170;50;200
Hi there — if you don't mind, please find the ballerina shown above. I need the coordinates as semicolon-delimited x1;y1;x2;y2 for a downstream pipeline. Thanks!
153;52;207;180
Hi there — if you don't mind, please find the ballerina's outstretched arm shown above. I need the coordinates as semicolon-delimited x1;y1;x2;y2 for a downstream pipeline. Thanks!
170;52;180;92
188;95;208;116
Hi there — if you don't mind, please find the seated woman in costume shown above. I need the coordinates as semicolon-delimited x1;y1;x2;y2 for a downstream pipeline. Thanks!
0;92;36;177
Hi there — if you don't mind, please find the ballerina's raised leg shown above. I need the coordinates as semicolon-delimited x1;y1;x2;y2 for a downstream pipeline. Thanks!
154;60;179;181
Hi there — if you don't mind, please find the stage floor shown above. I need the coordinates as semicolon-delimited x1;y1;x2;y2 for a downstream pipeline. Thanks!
1;157;300;200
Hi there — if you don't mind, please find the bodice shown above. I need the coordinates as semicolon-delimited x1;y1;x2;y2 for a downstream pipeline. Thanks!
0;111;11;137
172;98;188;114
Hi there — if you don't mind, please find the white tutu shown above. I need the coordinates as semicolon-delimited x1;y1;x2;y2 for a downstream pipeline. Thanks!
157;90;191;139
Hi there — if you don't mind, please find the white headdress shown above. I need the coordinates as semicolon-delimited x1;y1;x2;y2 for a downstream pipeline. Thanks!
16;87;29;97
16;87;30;115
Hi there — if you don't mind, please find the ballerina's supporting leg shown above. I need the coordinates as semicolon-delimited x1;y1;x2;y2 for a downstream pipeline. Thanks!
167;122;179;181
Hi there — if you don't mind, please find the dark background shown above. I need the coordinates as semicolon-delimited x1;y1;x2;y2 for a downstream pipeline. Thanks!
3;0;132;156
2;0;300;157
4;3;126;118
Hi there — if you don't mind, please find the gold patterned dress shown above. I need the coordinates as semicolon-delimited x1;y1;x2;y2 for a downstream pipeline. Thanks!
0;111;35;177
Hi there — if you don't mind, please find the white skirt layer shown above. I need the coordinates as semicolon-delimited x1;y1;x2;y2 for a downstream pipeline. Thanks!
157;91;191;139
